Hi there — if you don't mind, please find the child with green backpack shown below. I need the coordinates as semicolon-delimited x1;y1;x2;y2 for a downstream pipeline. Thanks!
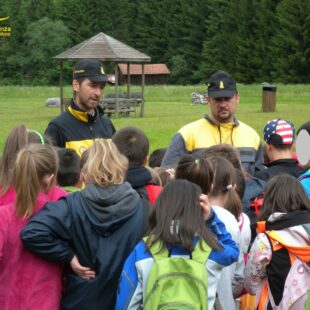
116;179;239;309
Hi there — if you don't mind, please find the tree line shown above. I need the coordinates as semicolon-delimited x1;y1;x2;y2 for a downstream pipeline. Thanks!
1;0;310;85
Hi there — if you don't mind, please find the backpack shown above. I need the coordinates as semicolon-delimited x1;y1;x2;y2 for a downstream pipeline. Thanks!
143;238;211;310
258;230;310;310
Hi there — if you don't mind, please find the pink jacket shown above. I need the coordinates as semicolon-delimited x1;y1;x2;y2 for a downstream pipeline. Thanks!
0;185;67;206
0;189;66;310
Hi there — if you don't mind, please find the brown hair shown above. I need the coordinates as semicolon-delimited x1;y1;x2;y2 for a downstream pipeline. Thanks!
201;144;242;170
146;179;220;253
259;175;310;221
0;125;48;196
112;126;149;168
175;155;214;195
13;144;58;219
207;156;242;221
82;140;128;186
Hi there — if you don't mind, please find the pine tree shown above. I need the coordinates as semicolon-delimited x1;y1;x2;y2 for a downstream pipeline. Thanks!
272;0;310;83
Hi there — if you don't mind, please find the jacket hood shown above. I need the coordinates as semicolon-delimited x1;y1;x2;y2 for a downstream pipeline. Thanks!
266;211;310;247
80;182;141;235
126;166;152;189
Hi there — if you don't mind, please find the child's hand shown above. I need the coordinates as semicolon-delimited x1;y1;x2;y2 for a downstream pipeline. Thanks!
165;168;175;180
70;255;96;280
200;194;211;220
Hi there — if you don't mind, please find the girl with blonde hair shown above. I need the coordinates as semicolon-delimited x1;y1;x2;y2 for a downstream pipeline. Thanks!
21;139;147;310
0;143;64;309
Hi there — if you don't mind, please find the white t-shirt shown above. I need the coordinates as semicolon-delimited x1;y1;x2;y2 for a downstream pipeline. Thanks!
212;206;245;310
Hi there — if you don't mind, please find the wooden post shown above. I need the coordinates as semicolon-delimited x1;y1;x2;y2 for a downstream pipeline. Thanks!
262;85;277;112
127;63;130;98
115;62;119;118
60;61;64;113
141;63;145;117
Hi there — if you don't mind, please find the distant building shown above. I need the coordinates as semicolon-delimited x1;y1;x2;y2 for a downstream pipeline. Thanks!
118;64;170;85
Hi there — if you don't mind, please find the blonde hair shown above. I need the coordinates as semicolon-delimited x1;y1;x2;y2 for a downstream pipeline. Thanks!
82;140;128;186
13;144;58;219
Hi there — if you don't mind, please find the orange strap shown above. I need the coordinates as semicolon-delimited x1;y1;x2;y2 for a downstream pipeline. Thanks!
258;282;269;310
257;221;266;234
268;231;310;263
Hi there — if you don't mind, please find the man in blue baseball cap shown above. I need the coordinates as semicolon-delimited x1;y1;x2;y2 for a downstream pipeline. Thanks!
45;59;115;156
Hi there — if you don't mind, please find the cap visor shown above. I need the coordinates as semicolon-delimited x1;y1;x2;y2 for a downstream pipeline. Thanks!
89;75;109;83
209;89;236;99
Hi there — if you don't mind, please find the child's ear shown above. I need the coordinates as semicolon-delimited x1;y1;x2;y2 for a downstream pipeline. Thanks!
42;174;55;193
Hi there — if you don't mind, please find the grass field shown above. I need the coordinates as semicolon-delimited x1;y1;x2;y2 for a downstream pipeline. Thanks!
0;84;309;153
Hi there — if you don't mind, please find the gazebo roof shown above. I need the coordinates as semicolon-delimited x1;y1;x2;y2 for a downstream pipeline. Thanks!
54;32;151;62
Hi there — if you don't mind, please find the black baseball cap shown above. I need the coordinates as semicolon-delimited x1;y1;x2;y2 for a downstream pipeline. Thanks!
73;59;109;83
207;70;237;99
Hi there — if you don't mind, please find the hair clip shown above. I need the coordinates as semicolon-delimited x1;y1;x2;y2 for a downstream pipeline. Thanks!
170;219;180;235
27;129;45;145
226;184;233;190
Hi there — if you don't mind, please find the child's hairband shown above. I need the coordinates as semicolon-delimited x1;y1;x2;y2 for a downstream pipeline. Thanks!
226;184;233;190
195;158;200;168
27;129;45;145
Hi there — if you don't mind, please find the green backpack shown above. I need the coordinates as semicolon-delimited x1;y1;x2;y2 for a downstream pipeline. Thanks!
143;238;211;310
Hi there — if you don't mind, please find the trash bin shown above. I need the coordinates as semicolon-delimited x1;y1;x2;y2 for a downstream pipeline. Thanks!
262;84;276;112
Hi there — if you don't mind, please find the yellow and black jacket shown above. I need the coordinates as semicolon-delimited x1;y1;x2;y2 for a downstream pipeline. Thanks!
45;99;115;156
162;114;262;175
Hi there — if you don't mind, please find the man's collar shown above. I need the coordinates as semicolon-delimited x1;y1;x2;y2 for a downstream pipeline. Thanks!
204;114;239;126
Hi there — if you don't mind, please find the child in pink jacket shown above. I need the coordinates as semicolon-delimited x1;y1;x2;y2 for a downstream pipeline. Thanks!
0;144;66;309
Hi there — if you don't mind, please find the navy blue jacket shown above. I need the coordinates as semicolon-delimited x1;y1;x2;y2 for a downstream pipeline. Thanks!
21;182;145;310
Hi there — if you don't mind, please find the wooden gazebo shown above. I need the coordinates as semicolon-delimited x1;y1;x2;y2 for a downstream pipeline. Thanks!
54;32;151;117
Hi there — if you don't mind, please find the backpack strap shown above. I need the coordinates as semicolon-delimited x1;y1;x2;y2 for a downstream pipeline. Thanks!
143;237;169;262
268;230;310;263
143;237;211;264
191;240;211;264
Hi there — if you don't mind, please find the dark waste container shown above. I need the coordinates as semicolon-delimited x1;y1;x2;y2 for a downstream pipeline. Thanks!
262;84;276;112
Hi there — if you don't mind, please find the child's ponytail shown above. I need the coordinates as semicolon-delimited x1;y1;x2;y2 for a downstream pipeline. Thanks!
13;144;58;219
208;156;242;221
224;184;242;221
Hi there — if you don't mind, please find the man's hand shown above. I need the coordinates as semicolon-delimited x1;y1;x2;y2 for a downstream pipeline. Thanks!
70;255;96;280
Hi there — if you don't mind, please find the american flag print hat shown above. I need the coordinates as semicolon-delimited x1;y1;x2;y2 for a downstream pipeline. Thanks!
263;119;295;145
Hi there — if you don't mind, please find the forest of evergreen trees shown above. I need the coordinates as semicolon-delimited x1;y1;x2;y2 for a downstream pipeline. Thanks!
1;0;310;85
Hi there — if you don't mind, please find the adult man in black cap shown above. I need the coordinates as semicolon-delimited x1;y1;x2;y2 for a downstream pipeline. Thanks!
161;70;263;175
45;59;115;156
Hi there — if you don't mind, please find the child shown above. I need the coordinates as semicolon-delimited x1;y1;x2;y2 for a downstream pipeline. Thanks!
112;126;162;205
116;179;239;309
0;143;63;309
148;147;167;168
201;143;266;216
255;119;304;181
0;124;66;206
206;156;249;308
176;155;247;309
57;148;82;191
21;140;147;310
245;175;310;309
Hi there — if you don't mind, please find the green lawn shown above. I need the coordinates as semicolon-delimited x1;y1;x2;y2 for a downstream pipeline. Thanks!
0;84;309;153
